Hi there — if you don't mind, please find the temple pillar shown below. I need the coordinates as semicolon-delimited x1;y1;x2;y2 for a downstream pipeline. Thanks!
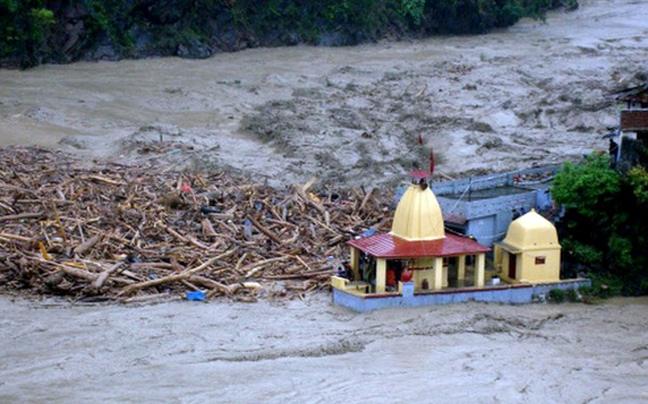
376;258;387;293
350;248;360;281
432;257;443;290
458;255;466;286
475;253;485;288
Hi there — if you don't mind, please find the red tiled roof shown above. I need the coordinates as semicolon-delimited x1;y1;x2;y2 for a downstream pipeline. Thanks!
620;110;648;131
348;232;490;258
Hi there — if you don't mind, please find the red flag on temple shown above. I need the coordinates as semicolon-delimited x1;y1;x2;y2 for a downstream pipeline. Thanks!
418;133;423;145
429;150;435;176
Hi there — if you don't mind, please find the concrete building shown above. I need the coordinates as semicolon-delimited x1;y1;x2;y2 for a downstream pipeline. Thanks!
340;180;490;295
614;82;648;142
331;171;588;311
610;83;648;170
494;209;562;284
432;165;559;247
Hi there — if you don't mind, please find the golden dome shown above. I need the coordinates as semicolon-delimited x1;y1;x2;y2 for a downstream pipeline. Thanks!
503;209;560;250
390;184;445;241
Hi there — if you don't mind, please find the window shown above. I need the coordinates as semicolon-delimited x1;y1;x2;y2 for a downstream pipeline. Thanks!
535;256;546;265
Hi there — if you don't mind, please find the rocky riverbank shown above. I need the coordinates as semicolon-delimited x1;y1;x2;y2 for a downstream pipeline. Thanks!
1;0;572;68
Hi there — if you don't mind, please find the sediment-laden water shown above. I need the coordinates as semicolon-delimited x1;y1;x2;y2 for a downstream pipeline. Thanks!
1;0;647;186
1;296;647;403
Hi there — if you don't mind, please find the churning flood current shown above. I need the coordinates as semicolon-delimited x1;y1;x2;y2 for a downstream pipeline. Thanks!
1;0;648;402
1;296;648;403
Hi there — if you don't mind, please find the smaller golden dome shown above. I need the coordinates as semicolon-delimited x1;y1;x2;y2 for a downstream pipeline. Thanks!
503;209;560;250
390;184;445;241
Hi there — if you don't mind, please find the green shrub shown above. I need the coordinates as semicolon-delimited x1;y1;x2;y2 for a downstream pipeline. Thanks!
547;288;566;303
566;287;579;303
589;273;623;298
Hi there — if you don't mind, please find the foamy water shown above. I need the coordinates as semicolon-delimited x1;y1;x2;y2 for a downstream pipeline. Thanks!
1;0;647;186
1;296;647;403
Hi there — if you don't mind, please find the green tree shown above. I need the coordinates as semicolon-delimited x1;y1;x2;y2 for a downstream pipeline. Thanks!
0;0;55;67
401;0;426;25
553;153;648;295
552;153;620;218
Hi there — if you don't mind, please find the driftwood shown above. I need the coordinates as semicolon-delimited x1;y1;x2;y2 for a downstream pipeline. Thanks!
0;146;396;302
120;249;238;295
92;262;125;289
0;212;44;223
246;215;284;245
74;234;101;256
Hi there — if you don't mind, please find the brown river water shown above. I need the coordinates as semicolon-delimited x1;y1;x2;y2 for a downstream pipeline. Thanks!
1;0;647;186
1;0;648;402
1;296;647;403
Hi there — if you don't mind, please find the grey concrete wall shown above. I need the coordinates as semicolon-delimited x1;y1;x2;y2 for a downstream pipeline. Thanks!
432;165;560;195
438;191;536;220
531;279;591;298
332;286;534;312
433;165;560;246
439;190;536;246
332;279;592;312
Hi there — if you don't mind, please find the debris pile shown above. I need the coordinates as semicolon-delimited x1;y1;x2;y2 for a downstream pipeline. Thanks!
0;146;392;303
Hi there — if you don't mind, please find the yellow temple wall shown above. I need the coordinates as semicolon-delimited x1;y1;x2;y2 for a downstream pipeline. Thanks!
518;248;561;283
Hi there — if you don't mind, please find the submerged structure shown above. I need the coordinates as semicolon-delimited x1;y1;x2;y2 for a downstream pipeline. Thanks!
332;171;588;312
615;82;648;143
434;165;559;247
494;209;561;284
609;83;648;170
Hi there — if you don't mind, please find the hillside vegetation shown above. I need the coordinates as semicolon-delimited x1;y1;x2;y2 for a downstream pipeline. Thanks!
553;153;648;296
1;0;575;68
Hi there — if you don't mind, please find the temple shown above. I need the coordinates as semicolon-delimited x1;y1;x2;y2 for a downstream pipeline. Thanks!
331;171;589;311
345;180;490;294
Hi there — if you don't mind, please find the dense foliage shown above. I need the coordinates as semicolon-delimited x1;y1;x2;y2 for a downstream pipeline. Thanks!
1;0;576;67
553;153;648;295
0;0;55;67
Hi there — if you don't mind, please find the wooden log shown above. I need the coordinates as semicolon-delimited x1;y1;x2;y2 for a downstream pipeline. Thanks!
293;255;313;271
247;215;284;245
91;262;125;289
119;248;237;295
0;182;38;195
121;293;175;304
74;234;101;256
239;256;291;277
50;199;68;245
0;232;31;243
261;268;336;280
189;275;231;294
301;177;318;192
0;212;43;222
305;215;339;236
85;175;125;186
358;187;374;213
36;259;98;281
156;220;211;249
296;187;329;221
156;220;188;243
128;262;175;270
201;218;217;238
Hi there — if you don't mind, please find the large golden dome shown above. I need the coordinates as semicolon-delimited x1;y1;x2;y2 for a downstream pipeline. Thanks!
390;184;445;241
503;209;560;250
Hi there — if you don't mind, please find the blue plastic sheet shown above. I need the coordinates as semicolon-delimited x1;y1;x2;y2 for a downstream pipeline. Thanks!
185;291;206;301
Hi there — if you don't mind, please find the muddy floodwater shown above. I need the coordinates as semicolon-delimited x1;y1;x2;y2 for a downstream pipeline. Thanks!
1;296;647;403
2;0;648;402
2;0;648;186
